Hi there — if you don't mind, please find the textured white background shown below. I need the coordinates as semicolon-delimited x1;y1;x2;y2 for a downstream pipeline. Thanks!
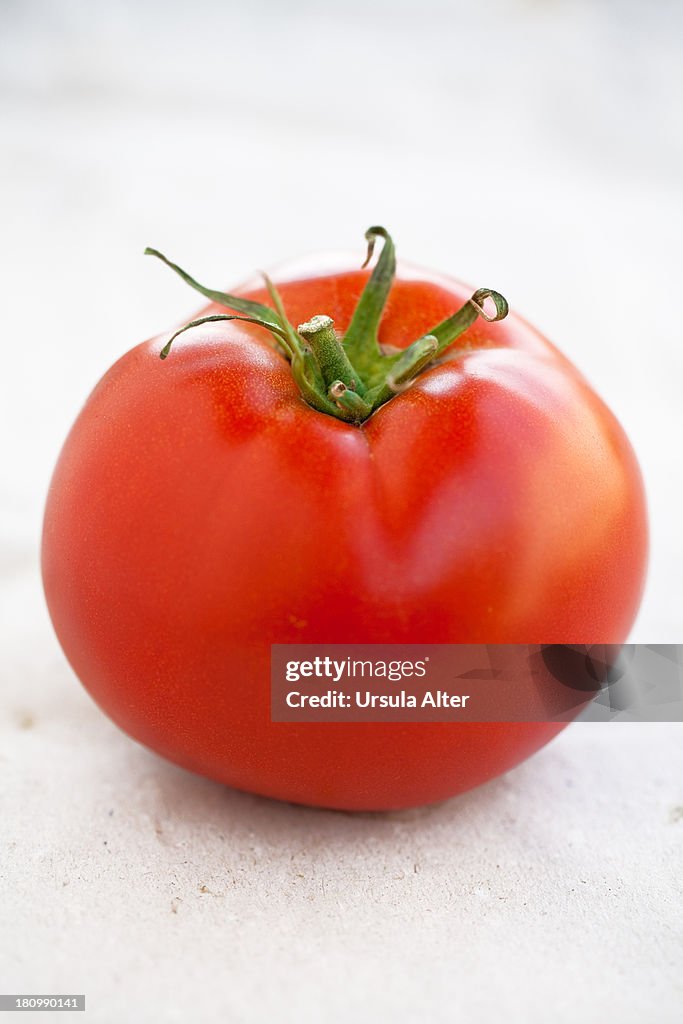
1;1;681;1021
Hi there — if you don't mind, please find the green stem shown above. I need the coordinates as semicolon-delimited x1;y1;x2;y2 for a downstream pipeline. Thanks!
328;381;372;422
261;273;306;360
427;288;509;357
145;248;279;325
159;313;291;360
343;226;396;373
298;315;366;395
365;335;438;407
148;228;510;426
257;274;341;415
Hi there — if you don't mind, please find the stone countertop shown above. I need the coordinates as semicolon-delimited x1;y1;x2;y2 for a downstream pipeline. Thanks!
1;2;681;1021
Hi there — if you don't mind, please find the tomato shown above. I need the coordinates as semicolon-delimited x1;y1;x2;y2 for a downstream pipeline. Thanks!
41;228;647;811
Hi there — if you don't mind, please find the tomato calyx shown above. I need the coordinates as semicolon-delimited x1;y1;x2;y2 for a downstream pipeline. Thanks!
145;227;509;425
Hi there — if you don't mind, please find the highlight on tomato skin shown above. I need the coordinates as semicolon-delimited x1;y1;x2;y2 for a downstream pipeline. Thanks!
40;226;648;811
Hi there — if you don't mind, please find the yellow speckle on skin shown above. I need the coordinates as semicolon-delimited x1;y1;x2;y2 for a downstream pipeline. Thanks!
288;614;308;629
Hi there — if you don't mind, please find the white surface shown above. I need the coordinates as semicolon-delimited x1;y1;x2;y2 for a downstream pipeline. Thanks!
1;1;682;1021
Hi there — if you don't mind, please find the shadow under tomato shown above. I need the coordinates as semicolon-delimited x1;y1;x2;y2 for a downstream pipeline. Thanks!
134;741;529;849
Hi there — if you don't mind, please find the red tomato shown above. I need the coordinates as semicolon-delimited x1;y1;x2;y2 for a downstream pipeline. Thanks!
42;229;647;810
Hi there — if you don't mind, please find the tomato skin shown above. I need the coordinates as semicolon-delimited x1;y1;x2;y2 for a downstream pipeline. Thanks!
41;261;648;810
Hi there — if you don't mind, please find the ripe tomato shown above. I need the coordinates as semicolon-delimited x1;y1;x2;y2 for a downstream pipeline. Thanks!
42;228;647;810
